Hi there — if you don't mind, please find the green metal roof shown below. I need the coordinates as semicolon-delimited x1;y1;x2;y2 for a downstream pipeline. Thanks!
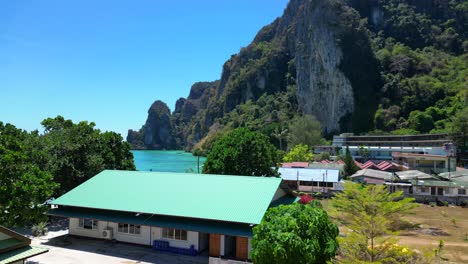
51;170;282;224
0;246;48;264
0;238;23;251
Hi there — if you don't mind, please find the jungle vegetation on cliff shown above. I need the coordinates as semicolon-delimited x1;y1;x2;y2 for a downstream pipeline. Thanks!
128;0;467;154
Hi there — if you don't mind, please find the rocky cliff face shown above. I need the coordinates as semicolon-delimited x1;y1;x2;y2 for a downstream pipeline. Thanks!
126;0;388;149
127;100;174;150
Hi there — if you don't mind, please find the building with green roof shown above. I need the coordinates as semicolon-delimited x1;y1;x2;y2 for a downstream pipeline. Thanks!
49;170;292;262
0;226;48;264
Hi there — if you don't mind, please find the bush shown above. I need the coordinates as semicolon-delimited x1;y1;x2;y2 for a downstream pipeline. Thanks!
31;222;48;237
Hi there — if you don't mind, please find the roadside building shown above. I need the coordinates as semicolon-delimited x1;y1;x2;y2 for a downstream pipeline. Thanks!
278;168;342;194
392;152;456;174
0;226;48;264
409;179;467;204
333;133;454;160
48;170;293;264
350;169;395;184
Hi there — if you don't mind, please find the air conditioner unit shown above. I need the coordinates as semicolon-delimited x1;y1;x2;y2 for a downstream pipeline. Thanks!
102;229;113;240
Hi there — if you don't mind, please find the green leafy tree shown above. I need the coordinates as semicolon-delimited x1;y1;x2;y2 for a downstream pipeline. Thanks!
331;182;417;263
0;122;58;227
251;202;339;264
202;127;278;176
283;144;313;162
287;115;322;150
35;116;135;195
343;147;359;178
450;106;468;164
357;146;370;162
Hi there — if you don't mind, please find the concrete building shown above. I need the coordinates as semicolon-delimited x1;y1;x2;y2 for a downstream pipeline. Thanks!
49;170;293;264
278;168;343;193
332;133;454;160
392;152;456;174
0;226;48;264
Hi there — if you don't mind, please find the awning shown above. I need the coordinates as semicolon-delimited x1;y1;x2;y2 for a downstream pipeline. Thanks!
0;246;48;264
49;207;253;237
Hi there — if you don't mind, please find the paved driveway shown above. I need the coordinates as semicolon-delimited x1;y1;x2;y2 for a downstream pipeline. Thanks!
28;233;208;264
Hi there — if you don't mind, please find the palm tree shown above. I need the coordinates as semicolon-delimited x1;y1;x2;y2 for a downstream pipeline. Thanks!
272;127;288;151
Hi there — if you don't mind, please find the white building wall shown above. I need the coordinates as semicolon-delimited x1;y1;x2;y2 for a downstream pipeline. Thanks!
271;188;286;201
69;218;102;239
152;227;199;250
68;218;198;249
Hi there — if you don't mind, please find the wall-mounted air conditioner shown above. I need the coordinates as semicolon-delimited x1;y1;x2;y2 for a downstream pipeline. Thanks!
102;229;113;240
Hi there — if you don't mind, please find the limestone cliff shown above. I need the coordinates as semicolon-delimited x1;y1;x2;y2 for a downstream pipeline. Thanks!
127;0;465;150
127;100;174;150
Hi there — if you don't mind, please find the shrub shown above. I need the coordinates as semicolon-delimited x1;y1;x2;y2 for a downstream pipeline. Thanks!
31;222;48;237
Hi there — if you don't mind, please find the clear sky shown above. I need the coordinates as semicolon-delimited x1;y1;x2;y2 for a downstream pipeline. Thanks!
1;0;289;138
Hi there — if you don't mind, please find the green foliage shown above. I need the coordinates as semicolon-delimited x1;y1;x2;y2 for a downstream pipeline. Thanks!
287;115;322;150
331;182;417;263
343;147;358;177
251;202;339;264
35;116;135;195
202;127;279;176
31;222;48;237
315;152;331;161
0;122;58;227
450;105;468;161
374;42;467;133
357;146;370;162
283;144;314;162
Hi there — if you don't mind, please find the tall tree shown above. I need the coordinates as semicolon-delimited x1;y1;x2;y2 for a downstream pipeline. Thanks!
36;116;135;195
271;127;288;151
450;106;468;164
251;202;339;264
331;182;417;263
202;128;278;176
287;115;322;150
283;144;313;162
0;122;58;227
343;146;359;177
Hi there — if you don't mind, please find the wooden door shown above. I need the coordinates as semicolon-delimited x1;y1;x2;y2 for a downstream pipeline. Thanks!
209;234;220;257
235;236;248;260
431;187;436;195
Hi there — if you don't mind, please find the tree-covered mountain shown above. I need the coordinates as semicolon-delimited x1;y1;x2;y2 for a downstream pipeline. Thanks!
127;0;467;152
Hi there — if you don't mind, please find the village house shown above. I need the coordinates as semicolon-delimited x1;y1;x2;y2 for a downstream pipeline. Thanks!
351;169;468;205
0;226;48;264
278;167;343;194
48;170;293;264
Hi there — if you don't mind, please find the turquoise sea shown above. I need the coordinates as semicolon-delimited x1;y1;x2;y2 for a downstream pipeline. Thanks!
131;150;206;173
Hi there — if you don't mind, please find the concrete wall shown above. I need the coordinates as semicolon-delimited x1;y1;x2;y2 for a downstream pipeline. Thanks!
69;218;199;249
209;257;251;264
271;188;286;201
152;227;199;250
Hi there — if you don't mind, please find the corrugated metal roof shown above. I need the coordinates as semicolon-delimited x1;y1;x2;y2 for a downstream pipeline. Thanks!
278;168;340;182
410;180;466;188
351;169;394;180
51;170;282;225
0;246;48;264
396;170;435;180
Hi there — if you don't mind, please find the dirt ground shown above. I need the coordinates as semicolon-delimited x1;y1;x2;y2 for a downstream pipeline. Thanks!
321;200;468;263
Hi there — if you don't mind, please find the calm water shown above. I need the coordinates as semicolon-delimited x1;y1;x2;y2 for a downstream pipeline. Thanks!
131;150;206;173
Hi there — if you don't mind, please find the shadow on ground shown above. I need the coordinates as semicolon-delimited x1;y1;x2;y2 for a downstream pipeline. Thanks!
41;235;208;264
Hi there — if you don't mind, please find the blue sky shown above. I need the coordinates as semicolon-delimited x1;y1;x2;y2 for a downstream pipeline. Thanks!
1;0;289;138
